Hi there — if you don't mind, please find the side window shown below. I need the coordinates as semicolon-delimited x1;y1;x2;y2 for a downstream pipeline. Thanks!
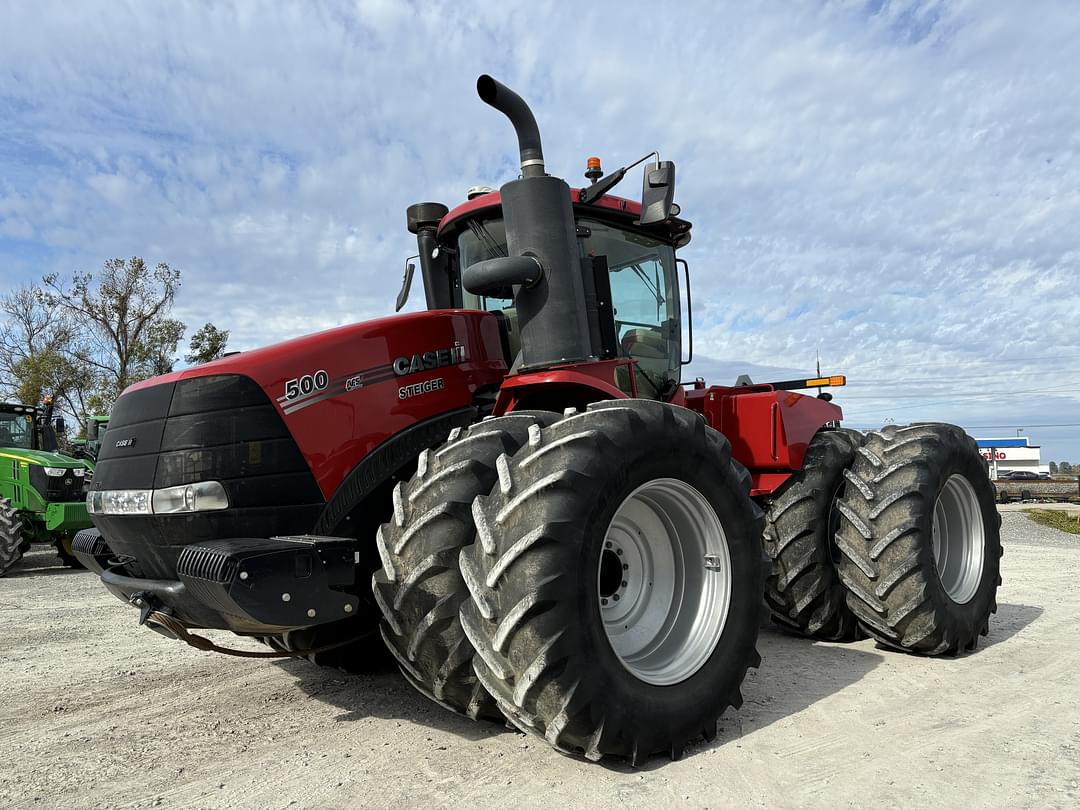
457;218;512;312
579;220;680;395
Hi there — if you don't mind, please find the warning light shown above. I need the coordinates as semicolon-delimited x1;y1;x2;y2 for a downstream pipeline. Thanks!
806;375;846;388
585;156;603;182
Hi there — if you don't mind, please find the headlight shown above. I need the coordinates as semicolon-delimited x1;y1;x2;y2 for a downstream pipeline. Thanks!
87;481;229;516
43;467;67;477
72;468;85;477
152;482;230;514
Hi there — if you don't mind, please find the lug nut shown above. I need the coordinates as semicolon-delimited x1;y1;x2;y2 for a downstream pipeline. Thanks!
621;580;627;588
307;609;316;618
344;604;353;613
239;571;249;580
601;598;608;606
605;541;612;549
281;593;291;602
622;563;629;570
616;549;623;556
613;594;620;601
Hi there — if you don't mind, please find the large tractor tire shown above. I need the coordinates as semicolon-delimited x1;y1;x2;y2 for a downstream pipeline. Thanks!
834;424;1002;655
1;498;24;577
764;428;864;640
459;400;765;764
373;411;557;720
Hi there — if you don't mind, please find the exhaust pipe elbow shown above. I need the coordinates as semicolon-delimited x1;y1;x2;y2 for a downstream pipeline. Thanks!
477;74;545;177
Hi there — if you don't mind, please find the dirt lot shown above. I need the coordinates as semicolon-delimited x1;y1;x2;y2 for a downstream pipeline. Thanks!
2;511;1078;809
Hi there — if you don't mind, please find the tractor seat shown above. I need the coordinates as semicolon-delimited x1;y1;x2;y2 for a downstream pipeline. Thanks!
621;327;671;377
616;327;672;400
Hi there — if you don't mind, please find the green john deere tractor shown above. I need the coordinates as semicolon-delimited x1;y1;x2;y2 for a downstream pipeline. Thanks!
0;400;95;575
68;415;110;463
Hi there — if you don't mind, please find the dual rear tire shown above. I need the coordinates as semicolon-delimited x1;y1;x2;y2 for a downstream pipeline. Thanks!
764;429;863;640
835;424;1002;654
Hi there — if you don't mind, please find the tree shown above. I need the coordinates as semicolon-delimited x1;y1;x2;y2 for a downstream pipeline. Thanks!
185;322;230;365
1062;462;1074;474
1049;461;1058;475
0;284;97;420
42;257;185;408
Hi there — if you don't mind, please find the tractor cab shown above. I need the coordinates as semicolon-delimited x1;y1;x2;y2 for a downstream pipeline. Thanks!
404;161;694;401
0;400;66;453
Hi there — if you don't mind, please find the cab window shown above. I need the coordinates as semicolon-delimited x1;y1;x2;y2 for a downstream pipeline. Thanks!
578;219;680;396
456;216;681;397
458;218;512;312
0;413;33;450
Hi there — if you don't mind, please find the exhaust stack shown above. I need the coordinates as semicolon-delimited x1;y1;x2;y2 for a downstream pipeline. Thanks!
476;75;545;178
464;75;593;371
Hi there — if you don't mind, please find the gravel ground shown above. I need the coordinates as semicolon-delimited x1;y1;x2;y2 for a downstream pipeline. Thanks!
1000;510;1079;548
2;510;1079;809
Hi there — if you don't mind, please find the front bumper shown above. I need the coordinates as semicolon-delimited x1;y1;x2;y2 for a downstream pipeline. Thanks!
44;501;91;532
74;529;360;634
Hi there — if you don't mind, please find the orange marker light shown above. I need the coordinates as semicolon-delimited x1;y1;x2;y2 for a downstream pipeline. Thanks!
584;156;604;182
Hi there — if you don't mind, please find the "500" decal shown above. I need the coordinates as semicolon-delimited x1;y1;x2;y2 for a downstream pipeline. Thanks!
284;370;329;400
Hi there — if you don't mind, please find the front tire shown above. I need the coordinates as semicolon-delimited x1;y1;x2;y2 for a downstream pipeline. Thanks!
0;498;24;577
458;400;764;764
372;411;557;720
835;424;1002;654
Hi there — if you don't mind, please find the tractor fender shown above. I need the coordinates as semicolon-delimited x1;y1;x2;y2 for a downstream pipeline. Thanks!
312;406;476;535
493;360;630;415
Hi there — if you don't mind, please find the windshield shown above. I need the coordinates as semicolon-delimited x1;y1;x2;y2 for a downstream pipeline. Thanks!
0;412;34;450
457;216;681;394
458;218;510;310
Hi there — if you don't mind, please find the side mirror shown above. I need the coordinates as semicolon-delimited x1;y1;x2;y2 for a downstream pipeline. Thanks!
54;416;66;434
638;161;676;225
395;258;417;312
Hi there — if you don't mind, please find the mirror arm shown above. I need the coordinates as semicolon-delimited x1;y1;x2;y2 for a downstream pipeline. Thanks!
579;151;659;205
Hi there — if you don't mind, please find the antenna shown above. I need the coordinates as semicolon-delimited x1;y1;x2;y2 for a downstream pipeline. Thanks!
816;350;821;378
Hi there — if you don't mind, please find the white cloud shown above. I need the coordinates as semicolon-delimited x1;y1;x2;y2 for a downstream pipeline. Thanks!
1;0;1078;457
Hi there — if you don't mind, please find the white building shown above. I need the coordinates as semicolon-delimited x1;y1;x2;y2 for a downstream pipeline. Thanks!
975;437;1048;477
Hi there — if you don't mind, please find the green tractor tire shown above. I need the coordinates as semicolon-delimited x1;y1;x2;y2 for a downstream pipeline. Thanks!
0;497;24;577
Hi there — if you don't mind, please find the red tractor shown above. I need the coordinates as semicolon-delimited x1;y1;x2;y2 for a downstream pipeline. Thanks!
78;76;1001;764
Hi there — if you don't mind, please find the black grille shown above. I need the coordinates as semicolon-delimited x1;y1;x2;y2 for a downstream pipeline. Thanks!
28;466;83;502
89;374;324;579
177;545;238;584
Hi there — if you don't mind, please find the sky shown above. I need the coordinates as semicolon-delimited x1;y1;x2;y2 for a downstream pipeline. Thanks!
1;0;1078;459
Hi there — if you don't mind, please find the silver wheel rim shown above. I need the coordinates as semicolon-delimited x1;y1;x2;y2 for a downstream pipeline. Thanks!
598;478;731;686
931;474;985;604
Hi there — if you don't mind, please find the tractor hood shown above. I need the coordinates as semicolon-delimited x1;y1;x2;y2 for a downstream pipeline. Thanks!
0;448;85;468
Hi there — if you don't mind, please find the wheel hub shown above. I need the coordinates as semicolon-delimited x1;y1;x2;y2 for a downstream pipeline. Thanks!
931;474;985;604
598;478;732;686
